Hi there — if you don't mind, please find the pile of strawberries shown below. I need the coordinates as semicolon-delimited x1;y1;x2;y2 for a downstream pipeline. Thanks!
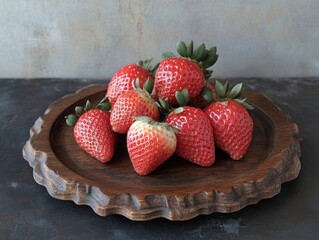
66;41;254;175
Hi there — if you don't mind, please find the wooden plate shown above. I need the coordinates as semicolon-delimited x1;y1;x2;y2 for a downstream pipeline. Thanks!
23;84;301;221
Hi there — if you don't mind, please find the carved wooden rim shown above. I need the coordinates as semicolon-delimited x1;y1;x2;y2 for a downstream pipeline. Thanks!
22;84;301;221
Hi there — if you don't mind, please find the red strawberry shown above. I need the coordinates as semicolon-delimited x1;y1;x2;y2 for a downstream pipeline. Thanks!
110;79;160;134
204;81;254;160
164;90;215;166
65;98;117;163
106;59;157;105
127;116;177;175
155;57;204;106
154;40;218;106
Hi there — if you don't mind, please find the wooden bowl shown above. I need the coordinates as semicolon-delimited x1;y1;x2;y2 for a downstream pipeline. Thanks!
23;84;301;221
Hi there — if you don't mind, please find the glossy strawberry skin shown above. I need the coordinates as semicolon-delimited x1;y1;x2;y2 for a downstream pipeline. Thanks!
127;120;177;175
106;64;153;105
204;100;253;160
154;57;205;106
110;90;160;134
74;109;116;163
165;106;215;166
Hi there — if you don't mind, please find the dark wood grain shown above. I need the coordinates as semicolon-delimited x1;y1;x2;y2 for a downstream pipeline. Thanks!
22;84;301;221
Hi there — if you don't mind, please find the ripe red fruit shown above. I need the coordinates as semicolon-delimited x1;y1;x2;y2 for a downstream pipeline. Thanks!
166;106;215;166
74;110;116;162
66;99;116;163
110;83;160;134
154;40;218;106
127;117;177;175
155;57;205;106
106;61;155;105
203;81;254;160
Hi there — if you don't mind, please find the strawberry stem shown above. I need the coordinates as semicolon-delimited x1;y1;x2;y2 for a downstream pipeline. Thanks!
201;87;215;103
162;52;175;59
96;98;111;111
84;100;92;112
133;116;179;134
213;80;254;110
132;78;141;90
175;88;189;107
75;106;84;116
132;77;155;96
143;77;154;94
166;40;219;80
137;58;159;76
65;98;111;126
65;114;77;126
187;40;193;58
176;41;188;57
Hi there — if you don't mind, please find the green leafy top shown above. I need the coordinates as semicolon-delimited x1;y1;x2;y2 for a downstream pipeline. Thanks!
137;58;159;76
162;40;219;80
202;80;254;110
157;88;190;117
132;77;155;97
65;97;111;126
132;116;179;133
175;88;189;107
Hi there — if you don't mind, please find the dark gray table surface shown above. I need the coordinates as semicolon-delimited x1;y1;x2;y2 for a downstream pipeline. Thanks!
0;78;318;240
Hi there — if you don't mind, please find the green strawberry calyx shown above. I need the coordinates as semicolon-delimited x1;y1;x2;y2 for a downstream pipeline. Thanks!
132;116;179;133
175;88;189;108
162;40;219;80
157;88;189;116
132;78;159;111
65;97;111;126
203;80;254;110
157;97;171;118
132;77;154;96
137;58;159;76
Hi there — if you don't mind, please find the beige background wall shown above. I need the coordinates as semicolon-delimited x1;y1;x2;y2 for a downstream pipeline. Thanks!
0;0;318;79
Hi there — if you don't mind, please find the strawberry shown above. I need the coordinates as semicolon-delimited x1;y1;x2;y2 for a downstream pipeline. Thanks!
65;98;117;163
106;59;157;105
164;90;215;166
127;116;177;175
110;79;160;134
154;40;218;106
203;81;254;160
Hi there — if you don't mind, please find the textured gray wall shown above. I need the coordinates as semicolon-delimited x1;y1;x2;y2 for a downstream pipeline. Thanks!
0;0;318;79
